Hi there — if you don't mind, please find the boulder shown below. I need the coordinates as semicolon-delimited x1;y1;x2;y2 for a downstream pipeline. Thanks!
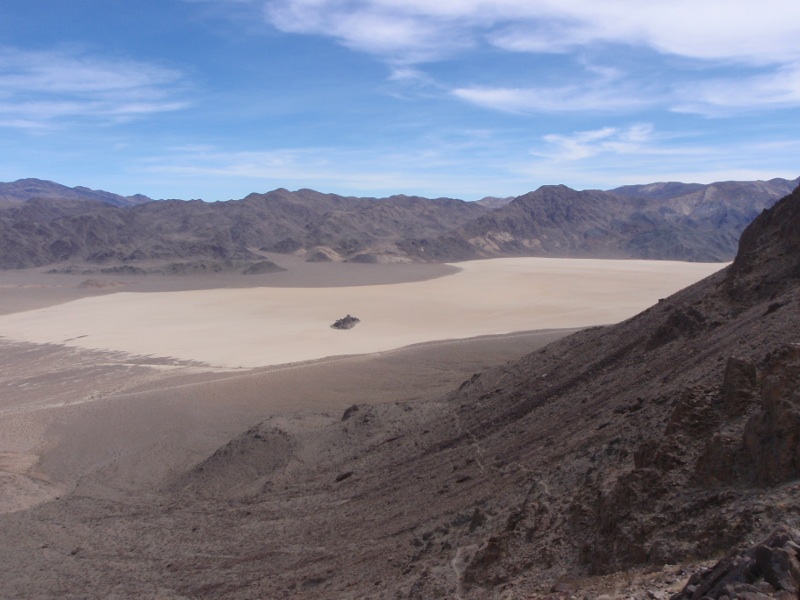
331;314;360;330
671;526;800;600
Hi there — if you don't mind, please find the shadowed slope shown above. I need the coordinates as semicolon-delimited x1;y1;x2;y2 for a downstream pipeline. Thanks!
156;186;800;597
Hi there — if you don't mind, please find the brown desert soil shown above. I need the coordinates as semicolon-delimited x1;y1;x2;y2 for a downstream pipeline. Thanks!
0;324;576;598
0;253;762;599
0;328;574;507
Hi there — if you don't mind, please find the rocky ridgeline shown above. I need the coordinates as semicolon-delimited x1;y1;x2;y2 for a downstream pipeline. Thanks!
0;176;797;269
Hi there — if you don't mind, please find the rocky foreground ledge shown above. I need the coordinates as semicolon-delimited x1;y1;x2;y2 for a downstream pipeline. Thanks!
672;526;800;600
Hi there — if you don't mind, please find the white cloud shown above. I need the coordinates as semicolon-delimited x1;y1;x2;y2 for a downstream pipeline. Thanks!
388;66;430;83
452;82;654;114
0;48;189;129
672;66;800;115
514;124;800;190
264;1;472;62
243;1;800;115
453;62;800;116
258;0;800;65
484;2;800;64
537;124;657;161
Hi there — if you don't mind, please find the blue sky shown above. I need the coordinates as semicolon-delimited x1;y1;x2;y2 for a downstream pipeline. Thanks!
1;0;799;201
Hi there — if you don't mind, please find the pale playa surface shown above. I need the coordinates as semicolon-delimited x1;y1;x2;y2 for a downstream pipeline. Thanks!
0;258;725;369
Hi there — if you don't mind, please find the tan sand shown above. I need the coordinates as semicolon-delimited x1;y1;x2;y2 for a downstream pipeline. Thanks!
0;257;725;369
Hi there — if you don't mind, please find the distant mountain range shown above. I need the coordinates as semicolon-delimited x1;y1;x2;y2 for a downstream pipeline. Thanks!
0;178;152;208
0;176;797;270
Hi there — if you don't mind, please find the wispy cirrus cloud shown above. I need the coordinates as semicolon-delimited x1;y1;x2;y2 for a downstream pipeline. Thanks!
256;0;800;65
264;1;470;62
484;1;800;64
452;64;800;117
517;123;799;189
222;0;800;117
673;66;800;116
538;124;658;161
0;48;189;130
451;81;655;114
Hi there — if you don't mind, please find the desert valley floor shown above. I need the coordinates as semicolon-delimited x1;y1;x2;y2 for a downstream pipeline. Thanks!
0;256;726;597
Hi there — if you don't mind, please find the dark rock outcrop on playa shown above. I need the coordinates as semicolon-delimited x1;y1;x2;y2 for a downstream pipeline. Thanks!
0;176;796;269
331;314;360;330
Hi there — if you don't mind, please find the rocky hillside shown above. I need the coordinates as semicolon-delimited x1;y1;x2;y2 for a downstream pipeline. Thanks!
0;176;796;270
457;184;731;261
457;177;798;262
151;184;800;597
0;188;487;270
